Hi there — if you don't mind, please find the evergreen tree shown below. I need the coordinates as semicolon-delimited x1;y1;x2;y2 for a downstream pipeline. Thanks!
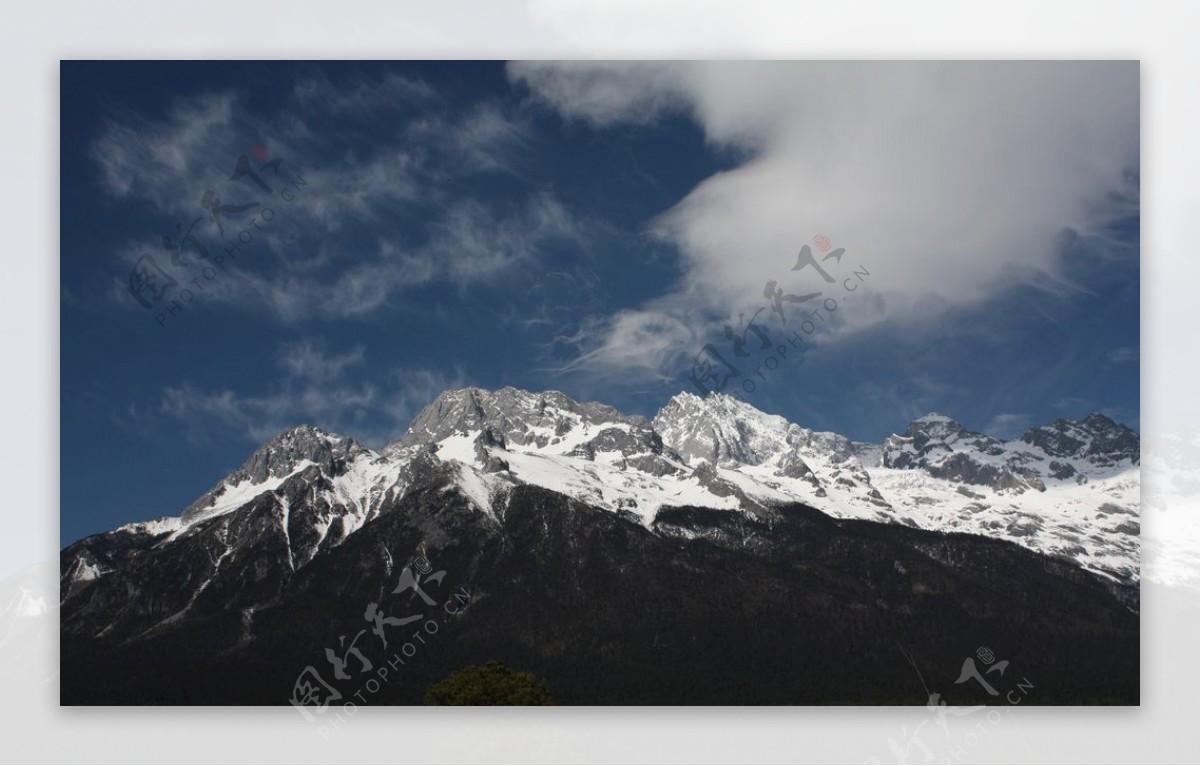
425;661;554;705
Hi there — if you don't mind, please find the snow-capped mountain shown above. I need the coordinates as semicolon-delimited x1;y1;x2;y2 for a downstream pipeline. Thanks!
59;386;1140;705
65;387;1139;603
864;411;1139;582
0;563;56;685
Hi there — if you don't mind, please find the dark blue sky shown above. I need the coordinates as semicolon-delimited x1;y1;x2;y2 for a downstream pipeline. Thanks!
60;61;1139;545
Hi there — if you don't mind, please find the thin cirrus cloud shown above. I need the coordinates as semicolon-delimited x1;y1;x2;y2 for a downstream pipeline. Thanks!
509;61;1140;385
92;73;462;221
92;92;240;212
92;72;589;323
105;190;595;323
151;340;469;448
550;309;698;384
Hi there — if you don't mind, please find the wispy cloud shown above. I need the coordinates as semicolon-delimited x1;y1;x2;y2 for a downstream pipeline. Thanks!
427;191;594;284
276;339;365;382
112;190;599;323
93;71;600;324
549;309;698;383
92;92;239;211
149;340;469;448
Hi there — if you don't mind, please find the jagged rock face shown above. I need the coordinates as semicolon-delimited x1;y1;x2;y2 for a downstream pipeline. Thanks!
567;425;664;459
883;414;1007;474
399;387;638;450
652;392;858;467
232;425;367;484
472;427;511;473
1021;413;1141;467
881;412;1131;494
652;393;886;515
182;426;370;523
653;392;782;466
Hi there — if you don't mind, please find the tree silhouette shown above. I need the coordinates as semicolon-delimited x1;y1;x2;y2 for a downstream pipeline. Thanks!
425;661;554;705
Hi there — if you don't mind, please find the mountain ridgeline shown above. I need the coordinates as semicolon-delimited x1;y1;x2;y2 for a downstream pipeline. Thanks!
61;388;1139;705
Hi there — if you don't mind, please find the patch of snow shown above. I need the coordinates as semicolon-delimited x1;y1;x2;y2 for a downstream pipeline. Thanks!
176;459;318;535
15;589;48;617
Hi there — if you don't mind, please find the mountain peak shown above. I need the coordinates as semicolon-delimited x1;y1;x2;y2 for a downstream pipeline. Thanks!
1021;411;1139;466
178;424;370;524
269;423;341;442
907;412;965;432
653;389;858;470
659;389;777;421
236;424;366;467
913;412;956;424
397;385;635;451
69;384;1141;627
1082;411;1118;428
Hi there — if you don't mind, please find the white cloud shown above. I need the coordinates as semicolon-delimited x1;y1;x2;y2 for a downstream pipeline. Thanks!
511;61;1139;382
509;61;689;127
154;341;469;448
124;190;597;323
92;93;238;210
276;339;365;382
90;88;426;232
92;73;590;324
550;309;698;383
438;101;534;175
428;191;594;284
94;78;599;323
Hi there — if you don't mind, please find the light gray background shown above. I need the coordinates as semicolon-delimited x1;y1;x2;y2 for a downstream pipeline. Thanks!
5;0;1198;762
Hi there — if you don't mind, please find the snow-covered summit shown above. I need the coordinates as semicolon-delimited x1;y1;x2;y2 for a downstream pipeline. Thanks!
180;424;371;524
396;386;641;451
77;386;1140;585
